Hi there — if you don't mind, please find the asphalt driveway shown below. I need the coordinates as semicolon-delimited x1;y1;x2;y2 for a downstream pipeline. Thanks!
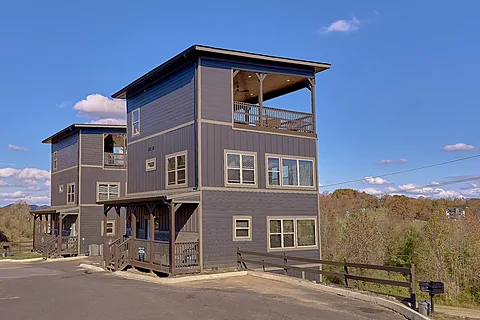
0;259;405;320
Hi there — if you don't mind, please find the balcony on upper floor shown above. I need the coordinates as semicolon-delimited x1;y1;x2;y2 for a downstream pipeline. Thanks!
104;133;127;168
232;70;316;137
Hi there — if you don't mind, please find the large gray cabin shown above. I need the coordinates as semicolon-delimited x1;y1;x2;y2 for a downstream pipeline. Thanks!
31;124;127;257
100;45;330;275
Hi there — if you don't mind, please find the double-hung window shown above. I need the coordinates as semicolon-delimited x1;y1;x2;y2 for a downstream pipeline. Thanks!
66;182;75;204
233;216;252;241
166;151;187;187
101;220;116;236
132;109;140;136
97;183;120;201
267;155;314;187
225;151;256;185
268;217;317;250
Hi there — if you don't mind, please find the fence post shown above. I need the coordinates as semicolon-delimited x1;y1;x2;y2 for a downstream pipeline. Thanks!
410;264;416;310
344;258;349;287
262;259;265;272
283;252;288;275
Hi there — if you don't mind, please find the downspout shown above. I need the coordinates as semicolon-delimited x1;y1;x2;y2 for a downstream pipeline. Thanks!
193;60;198;190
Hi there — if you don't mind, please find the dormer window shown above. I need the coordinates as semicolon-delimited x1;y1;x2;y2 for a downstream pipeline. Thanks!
132;109;140;136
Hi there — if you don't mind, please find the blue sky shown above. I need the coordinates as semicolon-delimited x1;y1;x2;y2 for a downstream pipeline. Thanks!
0;0;479;205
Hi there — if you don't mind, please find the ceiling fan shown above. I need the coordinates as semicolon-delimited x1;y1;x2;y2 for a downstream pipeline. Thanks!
235;83;249;93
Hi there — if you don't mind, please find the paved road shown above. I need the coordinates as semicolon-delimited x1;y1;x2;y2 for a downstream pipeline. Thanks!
0;259;405;320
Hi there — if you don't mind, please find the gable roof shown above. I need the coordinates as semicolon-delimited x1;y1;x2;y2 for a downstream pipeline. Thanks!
112;45;331;99
42;124;126;144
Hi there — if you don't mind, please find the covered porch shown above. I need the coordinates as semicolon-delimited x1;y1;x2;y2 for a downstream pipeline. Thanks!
30;206;79;258
100;191;201;276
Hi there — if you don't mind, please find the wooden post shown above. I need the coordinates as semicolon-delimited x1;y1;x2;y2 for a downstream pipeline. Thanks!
283;252;288;275
131;206;137;239
149;205;155;267
103;207;108;264
58;214;63;253
169;202;176;275
344;258;349;287
308;78;316;133
410;264;416;310
32;214;37;250
256;73;267;127
115;206;121;239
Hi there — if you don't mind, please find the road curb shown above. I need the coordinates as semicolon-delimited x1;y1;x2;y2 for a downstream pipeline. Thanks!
0;255;89;264
114;270;248;284
246;271;429;320
0;257;44;263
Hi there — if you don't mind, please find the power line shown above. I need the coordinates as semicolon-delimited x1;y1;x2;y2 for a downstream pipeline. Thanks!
320;154;480;188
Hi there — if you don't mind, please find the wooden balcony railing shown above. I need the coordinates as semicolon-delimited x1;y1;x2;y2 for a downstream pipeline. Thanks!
233;101;314;135
104;152;126;167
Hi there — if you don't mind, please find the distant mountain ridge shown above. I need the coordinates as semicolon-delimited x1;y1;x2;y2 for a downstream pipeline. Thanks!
1;204;49;210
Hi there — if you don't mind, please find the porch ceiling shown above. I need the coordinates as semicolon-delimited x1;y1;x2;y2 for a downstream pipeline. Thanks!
97;191;201;206
233;71;309;103
30;206;79;215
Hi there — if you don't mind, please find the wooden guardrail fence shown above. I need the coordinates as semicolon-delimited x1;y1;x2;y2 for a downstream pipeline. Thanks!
1;241;33;255
237;248;416;310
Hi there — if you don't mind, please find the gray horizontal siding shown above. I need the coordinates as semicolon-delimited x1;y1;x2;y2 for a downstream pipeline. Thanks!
80;167;127;205
52;133;79;171
80;206;126;250
127;63;195;141
127;123;195;194
51;167;78;206
81;132;103;166
201;190;320;269
201;122;317;188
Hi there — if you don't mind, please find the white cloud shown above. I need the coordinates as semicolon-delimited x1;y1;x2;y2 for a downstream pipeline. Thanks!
364;176;390;185
73;94;126;119
377;158;408;165
87;118;126;125
44;180;51;187
431;181;440;185
361;187;383;195
443;143;477;152
0;191;27;199
0;167;50;187
26;186;41;191
320;17;360;34
8;144;28;151
0;179;8;187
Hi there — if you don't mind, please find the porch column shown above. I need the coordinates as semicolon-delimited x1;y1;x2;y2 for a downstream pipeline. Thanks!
103;206;110;263
146;204;155;266
169;202;176;275
32;214;37;249
131;206;137;239
256;73;267;127
115;206;121;239
308;78;316;133
58;214;63;252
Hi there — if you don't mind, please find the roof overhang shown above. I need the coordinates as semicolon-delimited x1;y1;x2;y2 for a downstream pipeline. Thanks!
112;45;331;100
97;191;201;206
30;206;79;215
42;124;127;144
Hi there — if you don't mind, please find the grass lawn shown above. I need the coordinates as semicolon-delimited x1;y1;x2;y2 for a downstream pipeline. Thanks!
0;252;42;260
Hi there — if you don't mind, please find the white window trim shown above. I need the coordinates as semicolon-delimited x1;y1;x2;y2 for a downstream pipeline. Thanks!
58;184;64;193
101;220;116;236
265;153;316;189
96;182;120;202
224;150;258;188
66;182;76;205
232;216;252;241
165;150;188;189
53;152;58;170
145;157;157;172
267;216;318;252
132;108;140;137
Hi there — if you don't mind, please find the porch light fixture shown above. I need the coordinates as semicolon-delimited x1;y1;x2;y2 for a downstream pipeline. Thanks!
248;75;252;78
250;93;254;96
286;79;291;82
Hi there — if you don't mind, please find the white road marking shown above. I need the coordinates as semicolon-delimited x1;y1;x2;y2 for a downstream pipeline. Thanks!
0;297;20;301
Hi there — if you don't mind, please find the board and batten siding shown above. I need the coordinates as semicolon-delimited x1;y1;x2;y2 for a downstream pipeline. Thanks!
201;122;317;188
51;133;79;171
51;167;78;206
200;57;315;123
127;124;195;194
80;132;103;166
80;206;126;249
126;63;195;141
80;167;126;204
201;190;320;269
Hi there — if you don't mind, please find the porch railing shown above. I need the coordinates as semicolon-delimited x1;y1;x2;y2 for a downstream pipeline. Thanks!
34;234;55;252
59;236;78;253
233;101;314;135
175;241;199;268
104;152;126;167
